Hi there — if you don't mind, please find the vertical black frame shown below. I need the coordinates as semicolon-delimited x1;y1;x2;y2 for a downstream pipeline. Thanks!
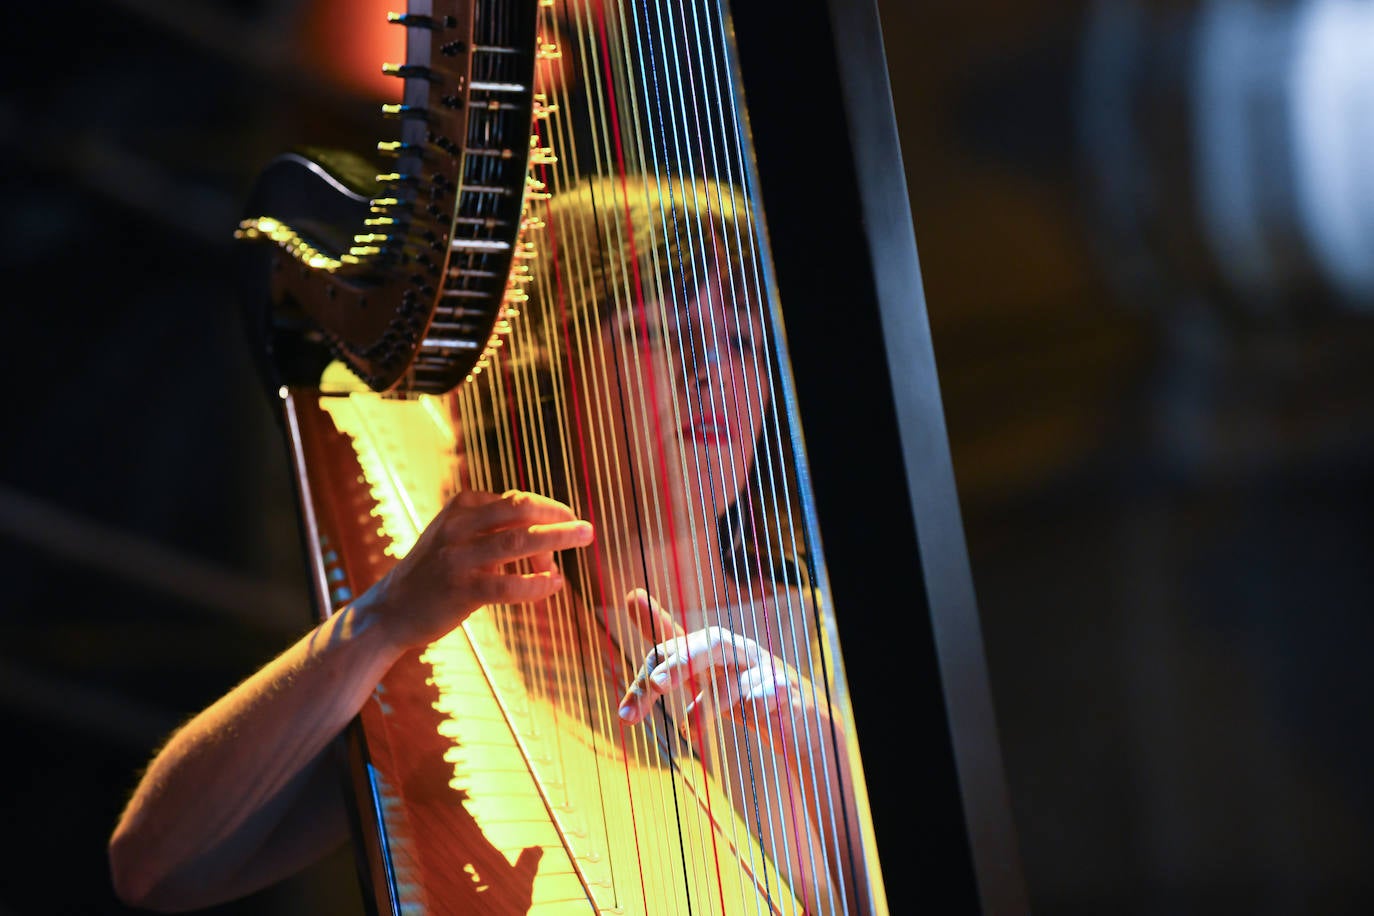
727;1;1030;913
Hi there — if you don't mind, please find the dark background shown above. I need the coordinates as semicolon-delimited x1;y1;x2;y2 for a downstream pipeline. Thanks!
3;0;1372;914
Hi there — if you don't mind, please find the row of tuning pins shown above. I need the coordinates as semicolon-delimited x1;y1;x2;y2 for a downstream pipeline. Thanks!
346;9;561;267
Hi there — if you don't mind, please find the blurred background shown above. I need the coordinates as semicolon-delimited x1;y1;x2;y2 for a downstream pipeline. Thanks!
2;0;1372;913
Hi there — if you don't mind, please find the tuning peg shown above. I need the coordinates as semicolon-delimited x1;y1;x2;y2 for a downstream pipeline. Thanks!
375;172;419;189
381;62;436;81
381;103;430;122
386;12;458;30
376;140;422;157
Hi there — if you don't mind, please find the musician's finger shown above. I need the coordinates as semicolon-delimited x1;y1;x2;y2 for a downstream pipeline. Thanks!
733;665;798;738
683;684;717;727
477;569;568;606
469;519;593;565
617;646;669;723
451;489;504;509
617;676;651;723
465;490;582;532
646;646;686;694
663;627;745;681
626;588;685;643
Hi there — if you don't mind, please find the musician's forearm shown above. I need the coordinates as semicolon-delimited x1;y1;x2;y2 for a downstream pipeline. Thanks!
108;599;403;911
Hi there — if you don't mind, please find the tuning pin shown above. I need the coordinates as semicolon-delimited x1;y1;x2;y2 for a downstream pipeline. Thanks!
381;62;436;81
381;103;430;122
377;140;421;157
533;95;559;119
386;12;456;29
375;173;419;190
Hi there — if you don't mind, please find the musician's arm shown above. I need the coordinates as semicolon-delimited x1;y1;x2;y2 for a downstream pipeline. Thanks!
107;599;407;911
108;489;593;912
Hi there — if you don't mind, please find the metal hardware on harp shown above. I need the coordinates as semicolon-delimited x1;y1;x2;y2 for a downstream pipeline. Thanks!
235;0;1026;914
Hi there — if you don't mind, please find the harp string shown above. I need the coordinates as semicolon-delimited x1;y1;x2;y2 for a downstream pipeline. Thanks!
581;24;737;896
630;1;817;895
667;0;840;898
642;45;804;916
569;0;802;901
433;0;860;909
623;15;805;900
689;0;861;901
623;8;796;895
538;5;752;900
534;13;694;896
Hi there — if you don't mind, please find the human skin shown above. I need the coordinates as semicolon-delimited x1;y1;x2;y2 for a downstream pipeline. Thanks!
108;490;593;912
567;272;769;625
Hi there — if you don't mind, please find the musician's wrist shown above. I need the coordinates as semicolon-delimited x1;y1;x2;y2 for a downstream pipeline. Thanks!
336;587;414;663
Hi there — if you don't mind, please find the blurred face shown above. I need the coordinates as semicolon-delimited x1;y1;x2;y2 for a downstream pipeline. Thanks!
566;272;768;560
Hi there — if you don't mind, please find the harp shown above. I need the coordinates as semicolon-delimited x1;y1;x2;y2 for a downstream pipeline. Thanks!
235;0;1026;914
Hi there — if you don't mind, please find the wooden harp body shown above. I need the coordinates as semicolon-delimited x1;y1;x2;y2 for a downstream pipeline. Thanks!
235;0;1026;913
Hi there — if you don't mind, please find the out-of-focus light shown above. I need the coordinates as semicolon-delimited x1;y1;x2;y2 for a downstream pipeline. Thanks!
1289;0;1374;305
1082;0;1374;314
299;0;405;102
1194;0;1373;308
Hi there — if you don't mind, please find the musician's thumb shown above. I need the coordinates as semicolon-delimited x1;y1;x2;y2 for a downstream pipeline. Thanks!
626;587;685;642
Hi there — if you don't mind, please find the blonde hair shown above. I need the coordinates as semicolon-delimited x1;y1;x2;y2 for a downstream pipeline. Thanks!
517;174;759;366
462;173;803;590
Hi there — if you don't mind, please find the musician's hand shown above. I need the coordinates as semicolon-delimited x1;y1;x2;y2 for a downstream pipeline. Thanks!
359;489;593;651
616;589;801;736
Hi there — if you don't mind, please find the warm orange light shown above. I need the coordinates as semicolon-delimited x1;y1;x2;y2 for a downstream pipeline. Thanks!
299;0;405;102
322;387;806;914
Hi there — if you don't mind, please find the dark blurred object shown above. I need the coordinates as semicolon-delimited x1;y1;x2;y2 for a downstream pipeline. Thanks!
0;3;379;914
904;1;1374;913
1071;0;1374;485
